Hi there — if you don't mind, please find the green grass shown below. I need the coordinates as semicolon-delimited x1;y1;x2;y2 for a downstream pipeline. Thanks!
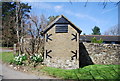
41;65;120;79
0;52;14;63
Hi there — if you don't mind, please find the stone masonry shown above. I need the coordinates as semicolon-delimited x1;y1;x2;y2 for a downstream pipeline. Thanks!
83;42;120;65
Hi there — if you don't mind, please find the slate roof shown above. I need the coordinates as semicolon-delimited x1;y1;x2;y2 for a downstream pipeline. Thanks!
80;35;120;42
43;15;82;34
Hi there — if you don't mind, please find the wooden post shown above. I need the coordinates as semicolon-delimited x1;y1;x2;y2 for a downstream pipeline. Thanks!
14;44;17;56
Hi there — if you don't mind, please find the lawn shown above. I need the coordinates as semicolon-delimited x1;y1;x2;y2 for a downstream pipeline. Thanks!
0;52;119;79
41;65;120;79
0;52;14;63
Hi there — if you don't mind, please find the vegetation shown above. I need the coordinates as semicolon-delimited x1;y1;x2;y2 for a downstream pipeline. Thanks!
13;54;27;65
0;52;14;63
1;1;58;65
48;15;59;24
104;25;119;36
1;1;59;64
42;65;120;79
83;33;86;35
24;14;47;57
0;52;43;66
2;1;47;58
0;52;119;79
30;54;43;63
92;26;101;35
2;2;31;47
91;37;103;43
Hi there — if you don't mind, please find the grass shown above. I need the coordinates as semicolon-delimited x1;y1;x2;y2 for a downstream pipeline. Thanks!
0;52;14;63
41;65;120;79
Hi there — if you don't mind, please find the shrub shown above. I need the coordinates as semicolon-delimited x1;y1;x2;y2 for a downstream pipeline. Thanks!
13;54;27;65
91;37;103;43
13;53;43;66
30;53;43;63
97;38;103;43
91;37;97;43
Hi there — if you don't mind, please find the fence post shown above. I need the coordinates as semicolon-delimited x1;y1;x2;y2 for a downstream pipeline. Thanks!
14;44;17;56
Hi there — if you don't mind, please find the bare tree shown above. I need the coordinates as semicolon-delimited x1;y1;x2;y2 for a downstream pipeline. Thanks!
24;14;47;57
69;0;120;8
104;25;120;36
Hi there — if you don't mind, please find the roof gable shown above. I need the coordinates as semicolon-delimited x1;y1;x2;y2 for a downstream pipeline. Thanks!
55;16;69;24
43;15;82;34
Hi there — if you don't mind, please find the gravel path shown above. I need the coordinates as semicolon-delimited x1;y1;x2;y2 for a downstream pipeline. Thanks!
0;48;55;79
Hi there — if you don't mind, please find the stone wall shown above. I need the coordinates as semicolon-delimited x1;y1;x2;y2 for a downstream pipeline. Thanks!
43;58;79;69
83;42;120;65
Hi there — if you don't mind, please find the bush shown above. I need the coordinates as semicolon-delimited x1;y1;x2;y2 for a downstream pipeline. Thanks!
13;54;27;65
91;37;103;43
13;53;43;66
91;37;97;43
97;38;103;43
30;53;43;63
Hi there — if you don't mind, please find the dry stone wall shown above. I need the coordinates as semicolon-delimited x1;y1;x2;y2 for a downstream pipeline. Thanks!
83;42;120;65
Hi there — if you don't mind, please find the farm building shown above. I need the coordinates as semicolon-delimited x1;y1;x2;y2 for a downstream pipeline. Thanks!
42;15;82;69
80;35;120;44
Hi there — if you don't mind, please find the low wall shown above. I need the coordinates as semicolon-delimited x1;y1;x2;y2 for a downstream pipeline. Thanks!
83;42;120;65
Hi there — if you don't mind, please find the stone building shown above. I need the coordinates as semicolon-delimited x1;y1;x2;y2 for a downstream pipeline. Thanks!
43;15;82;69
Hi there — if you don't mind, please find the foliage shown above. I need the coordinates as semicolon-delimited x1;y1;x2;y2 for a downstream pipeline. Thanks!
48;15;59;24
91;37;103;43
13;53;43;65
91;37;97;43
2;2;31;47
0;52;43;66
92;26;101;35
30;53;43;63
98;38;103;43
83;33;86;35
41;65;120;79
13;54;27;65
2;2;17;47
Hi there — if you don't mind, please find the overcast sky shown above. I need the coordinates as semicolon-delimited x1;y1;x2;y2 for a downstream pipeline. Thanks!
24;2;118;35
